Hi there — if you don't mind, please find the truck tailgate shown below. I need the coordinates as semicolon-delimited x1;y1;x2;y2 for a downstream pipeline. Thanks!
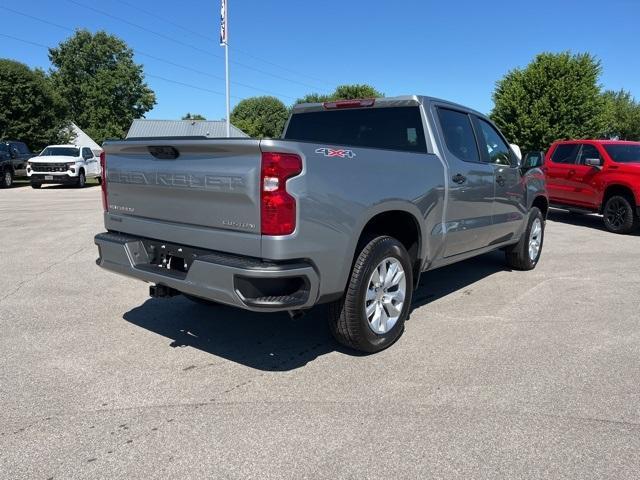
103;139;262;256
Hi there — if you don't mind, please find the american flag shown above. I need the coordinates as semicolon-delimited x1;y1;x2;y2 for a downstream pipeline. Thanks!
220;0;228;46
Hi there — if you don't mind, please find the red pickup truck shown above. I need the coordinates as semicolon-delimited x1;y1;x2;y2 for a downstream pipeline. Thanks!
543;140;640;234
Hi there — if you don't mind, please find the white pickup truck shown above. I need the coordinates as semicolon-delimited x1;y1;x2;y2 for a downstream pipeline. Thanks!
27;144;102;188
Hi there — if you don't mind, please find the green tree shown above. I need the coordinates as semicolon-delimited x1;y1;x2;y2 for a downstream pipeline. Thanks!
0;59;69;150
295;93;331;104
230;96;289;138
491;52;605;151
182;113;207;120
331;84;383;100
296;84;383;105
600;89;640;140
49;30;156;144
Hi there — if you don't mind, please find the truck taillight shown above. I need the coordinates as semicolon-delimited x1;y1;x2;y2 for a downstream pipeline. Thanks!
261;152;302;236
323;98;375;109
100;151;107;212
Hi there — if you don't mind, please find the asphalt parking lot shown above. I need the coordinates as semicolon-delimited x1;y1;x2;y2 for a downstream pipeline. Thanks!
1;185;639;479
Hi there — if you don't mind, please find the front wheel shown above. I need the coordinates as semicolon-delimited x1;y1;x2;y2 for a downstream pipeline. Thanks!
1;170;13;188
505;207;544;270
76;171;86;188
96;176;102;185
31;182;42;189
328;236;413;353
603;195;638;234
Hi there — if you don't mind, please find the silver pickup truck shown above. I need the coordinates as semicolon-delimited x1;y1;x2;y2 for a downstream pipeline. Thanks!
95;96;548;352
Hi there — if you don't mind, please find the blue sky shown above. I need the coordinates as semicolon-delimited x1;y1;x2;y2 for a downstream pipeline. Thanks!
1;0;639;120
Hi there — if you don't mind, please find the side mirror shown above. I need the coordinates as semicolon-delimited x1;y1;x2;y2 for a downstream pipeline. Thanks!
522;151;545;169
510;143;522;164
584;157;603;168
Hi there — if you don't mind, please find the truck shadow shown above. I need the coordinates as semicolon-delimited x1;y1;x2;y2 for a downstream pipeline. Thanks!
547;208;640;236
122;251;508;371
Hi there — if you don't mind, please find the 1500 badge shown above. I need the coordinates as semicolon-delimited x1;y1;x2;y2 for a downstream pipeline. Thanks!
315;147;356;159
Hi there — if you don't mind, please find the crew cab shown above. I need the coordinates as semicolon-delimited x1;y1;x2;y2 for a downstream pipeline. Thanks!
542;140;640;233
27;144;102;188
95;96;548;353
0;140;32;187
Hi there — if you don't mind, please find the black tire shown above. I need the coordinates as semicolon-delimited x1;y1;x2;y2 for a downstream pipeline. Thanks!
1;170;13;188
602;195;638;234
96;176;102;185
183;293;219;307
505;207;544;270
328;236;413;353
77;171;86;188
31;182;42;189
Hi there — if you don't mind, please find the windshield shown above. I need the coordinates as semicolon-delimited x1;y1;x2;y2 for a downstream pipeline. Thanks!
604;144;640;163
40;147;79;157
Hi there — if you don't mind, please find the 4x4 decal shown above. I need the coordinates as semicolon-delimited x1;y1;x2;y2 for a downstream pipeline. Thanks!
315;147;356;159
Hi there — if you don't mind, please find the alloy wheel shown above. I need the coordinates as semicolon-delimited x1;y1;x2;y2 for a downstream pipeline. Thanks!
365;257;406;334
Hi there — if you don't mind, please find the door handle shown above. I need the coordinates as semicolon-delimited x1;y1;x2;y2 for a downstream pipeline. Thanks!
452;173;467;184
496;175;506;187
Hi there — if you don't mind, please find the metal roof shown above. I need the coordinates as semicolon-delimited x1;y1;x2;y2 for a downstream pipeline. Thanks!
126;119;249;139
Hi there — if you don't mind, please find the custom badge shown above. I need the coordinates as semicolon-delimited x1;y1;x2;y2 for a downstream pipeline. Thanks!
315;147;356;159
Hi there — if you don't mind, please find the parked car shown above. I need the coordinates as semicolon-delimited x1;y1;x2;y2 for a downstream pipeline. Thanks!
540;140;640;234
94;95;548;353
0;140;32;187
27;144;102;189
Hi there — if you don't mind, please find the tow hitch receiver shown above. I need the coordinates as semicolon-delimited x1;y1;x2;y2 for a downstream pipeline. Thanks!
149;284;180;298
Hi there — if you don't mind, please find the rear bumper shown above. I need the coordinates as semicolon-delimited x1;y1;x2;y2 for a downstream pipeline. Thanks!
94;232;320;312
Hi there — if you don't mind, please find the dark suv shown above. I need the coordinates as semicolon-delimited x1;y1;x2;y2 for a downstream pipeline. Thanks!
0;140;32;187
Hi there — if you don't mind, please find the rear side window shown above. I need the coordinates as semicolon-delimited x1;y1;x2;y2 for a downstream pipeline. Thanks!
437;108;480;163
284;106;427;153
16;142;30;154
551;144;579;164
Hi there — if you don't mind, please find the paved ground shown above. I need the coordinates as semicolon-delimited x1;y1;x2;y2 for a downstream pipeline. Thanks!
1;184;639;480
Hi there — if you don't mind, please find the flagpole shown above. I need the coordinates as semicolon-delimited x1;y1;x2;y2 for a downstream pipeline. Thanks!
225;40;230;137
220;0;230;137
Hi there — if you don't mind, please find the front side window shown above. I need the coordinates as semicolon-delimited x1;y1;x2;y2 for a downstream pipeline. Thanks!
82;148;93;159
40;147;80;157
475;119;512;166
16;143;30;154
437;108;480;163
604;144;640;164
577;144;601;165
551;144;580;164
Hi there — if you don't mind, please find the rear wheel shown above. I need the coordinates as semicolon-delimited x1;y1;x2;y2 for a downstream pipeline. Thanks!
1;170;13;188
96;176;102;185
602;195;638;234
505;207;544;270
328;236;413;353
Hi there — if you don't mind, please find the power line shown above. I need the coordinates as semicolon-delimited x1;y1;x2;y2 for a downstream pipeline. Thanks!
111;0;332;87
62;0;328;91
0;6;296;100
0;32;265;102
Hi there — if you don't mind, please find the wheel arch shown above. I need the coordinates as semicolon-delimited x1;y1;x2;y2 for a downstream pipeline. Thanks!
531;195;549;220
349;203;425;289
602;184;637;212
